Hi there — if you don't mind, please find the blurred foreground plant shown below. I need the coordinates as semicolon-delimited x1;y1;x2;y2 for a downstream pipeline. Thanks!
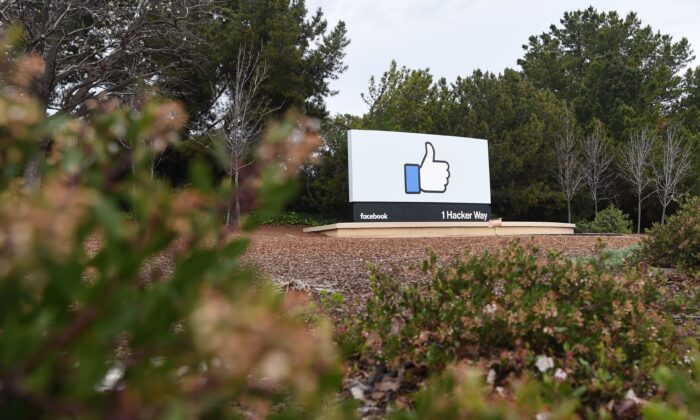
0;32;348;419
643;346;700;419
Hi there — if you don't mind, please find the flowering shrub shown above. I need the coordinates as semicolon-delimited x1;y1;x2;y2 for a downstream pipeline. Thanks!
345;242;690;413
643;347;700;419
0;33;349;418
641;196;700;276
389;365;581;419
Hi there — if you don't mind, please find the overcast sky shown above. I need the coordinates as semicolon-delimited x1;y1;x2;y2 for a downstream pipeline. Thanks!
305;0;700;116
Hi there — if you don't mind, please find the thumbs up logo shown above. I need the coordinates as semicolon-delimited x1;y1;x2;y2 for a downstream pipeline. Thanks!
404;142;450;194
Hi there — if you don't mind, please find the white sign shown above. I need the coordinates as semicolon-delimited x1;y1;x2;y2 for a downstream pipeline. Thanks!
348;130;491;204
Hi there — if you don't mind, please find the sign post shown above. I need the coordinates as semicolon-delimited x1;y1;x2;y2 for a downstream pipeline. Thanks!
348;130;491;222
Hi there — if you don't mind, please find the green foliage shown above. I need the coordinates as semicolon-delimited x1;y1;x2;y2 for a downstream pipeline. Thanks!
345;242;688;411
182;0;350;126
318;291;346;317
641;196;700;275
389;350;700;420
390;367;581;420
361;60;438;134
643;347;700;419
445;69;572;220
518;6;693;139
294;114;358;218
0;41;349;418
572;244;642;271
575;205;633;234
257;210;338;226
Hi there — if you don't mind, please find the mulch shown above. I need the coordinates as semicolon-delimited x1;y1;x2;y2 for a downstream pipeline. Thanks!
244;226;641;313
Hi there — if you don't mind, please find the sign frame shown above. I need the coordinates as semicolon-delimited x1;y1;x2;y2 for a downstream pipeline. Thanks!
348;130;492;222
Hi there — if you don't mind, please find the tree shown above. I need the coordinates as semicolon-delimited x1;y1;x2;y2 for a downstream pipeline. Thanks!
653;127;692;224
296;114;360;217
553;122;583;223
680;67;700;132
211;45;270;226
445;69;571;220
0;0;215;114
361;60;437;133
580;120;615;213
181;0;350;128
518;7;693;138
1;0;217;187
677;66;700;194
619;129;656;233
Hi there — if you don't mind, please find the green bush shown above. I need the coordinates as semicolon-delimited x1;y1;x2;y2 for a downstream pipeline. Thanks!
575;205;632;234
344;242;688;413
257;210;339;226
390;366;581;420
641;196;700;275
643;346;700;419
572;244;642;271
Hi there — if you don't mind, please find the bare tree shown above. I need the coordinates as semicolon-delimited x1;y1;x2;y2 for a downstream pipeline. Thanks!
148;148;170;179
652;127;693;224
580;121;615;214
553;122;583;223
619;129;656;233
210;45;270;225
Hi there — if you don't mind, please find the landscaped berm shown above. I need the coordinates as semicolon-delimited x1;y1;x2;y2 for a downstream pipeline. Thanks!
2;2;700;420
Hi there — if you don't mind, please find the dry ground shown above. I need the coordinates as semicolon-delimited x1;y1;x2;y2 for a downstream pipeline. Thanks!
244;226;641;308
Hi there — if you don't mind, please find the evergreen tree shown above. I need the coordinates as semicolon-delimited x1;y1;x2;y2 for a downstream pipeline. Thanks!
296;114;360;217
518;7;693;139
178;0;350;130
361;60;437;133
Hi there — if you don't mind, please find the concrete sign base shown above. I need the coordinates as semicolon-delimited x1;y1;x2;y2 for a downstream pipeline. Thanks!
303;221;576;238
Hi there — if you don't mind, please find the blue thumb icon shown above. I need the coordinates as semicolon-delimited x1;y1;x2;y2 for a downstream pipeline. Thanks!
404;164;420;194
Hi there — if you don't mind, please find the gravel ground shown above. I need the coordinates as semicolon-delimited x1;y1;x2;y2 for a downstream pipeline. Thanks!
244;226;642;308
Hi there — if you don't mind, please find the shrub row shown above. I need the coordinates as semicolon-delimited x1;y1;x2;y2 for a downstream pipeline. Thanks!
256;210;339;226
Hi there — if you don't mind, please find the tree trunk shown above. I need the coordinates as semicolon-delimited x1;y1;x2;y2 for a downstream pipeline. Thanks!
234;169;241;226
150;153;155;179
226;172;233;226
22;139;51;189
22;154;43;189
593;198;598;214
637;194;642;234
567;200;572;224
22;88;54;189
661;204;667;225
